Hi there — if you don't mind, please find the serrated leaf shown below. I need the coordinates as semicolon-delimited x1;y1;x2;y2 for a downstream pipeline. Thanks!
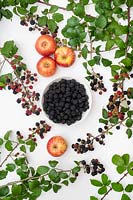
37;166;50;175
106;39;115;51
0;170;8;180
6;163;16;172
95;15;107;29
53;184;61;193
20;145;26;153
112;182;123;192
38;16;47;27
125;118;133;127
0;186;9;197
48;160;58;168
52;13;63;22
81;45;88;59
47;19;57;33
17;7;28;15
74;4;85;18
102;58;112;67
121;58;131;67
49;5;58;13
121;194;131;200
4;130;12;140
90;179;103;187
29;180;40;190
115;49;125;58
59;172;69;179
102;109;108;119
67;16;80;27
126;128;132;138
112;155;124;166
98;186;107;194
30;6;37;14
125;184;133;193
117;166;126;174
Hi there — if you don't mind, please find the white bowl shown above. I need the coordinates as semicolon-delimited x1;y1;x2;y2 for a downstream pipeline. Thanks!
41;76;92;126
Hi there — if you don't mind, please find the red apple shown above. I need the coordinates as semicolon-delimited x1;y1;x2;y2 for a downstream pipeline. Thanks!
35;35;57;56
54;46;76;67
47;136;67;157
36;57;56;77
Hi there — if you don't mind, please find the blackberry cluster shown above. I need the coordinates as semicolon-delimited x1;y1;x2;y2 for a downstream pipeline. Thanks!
28;120;51;139
43;79;89;125
90;73;107;95
20;17;58;38
81;159;105;176
72;132;105;154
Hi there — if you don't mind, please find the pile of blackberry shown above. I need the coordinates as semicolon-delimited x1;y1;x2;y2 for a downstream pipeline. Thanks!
43;79;89;125
81;159;105;176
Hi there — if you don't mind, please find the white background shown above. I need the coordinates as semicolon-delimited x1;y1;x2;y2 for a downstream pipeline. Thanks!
0;1;133;199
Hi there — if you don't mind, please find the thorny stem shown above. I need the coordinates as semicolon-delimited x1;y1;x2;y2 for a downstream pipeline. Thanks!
100;172;129;200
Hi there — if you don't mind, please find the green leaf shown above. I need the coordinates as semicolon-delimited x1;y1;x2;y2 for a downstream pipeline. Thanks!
20;145;26;153
48;160;58;168
49;5;58;13
1;41;18;58
48;169;59;181
127;110;133;117
5;141;13;151
98;186;107;194
1;9;13;19
67;16;80;27
0;186;9;197
95;15;107;29
52;13;63;22
81;45;88;59
121;194;131;200
125;184;133;192
112;182;123;192
6;163;16;172
102;109;108;119
37;166;50;175
115;49;125;58
59;172;69;179
69;177;76;183
115;37;125;49
0;170;8;180
72;166;80;174
66;3;75;11
29;180;40;190
109;117;118;124
99;118;108;125
126;128;132;138
53;184;61;193
117;166;126;174
127;0;133;7
0;138;4;145
74;4;85;18
88;59;95;66
15;157;26;166
62;180;69;186
90;197;98;200
30;187;41;197
47;19;57;33
122;154;130;165
102;58;112;67
101;174;109;185
4;130;12;140
121;58;132;67
105;39;115;50
12;184;22;196
111;65;121;70
29;6;37;14
90;179;103;187
125;118;133;127
112;154;124;166
127;162;133;176
17;7;28;15
38;16;47;27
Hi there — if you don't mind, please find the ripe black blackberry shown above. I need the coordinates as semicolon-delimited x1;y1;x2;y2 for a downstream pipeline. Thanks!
43;79;89;125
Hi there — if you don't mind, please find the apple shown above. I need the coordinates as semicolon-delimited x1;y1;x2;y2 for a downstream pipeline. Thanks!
47;136;67;157
36;57;56;77
35;35;57;56
54;46;76;67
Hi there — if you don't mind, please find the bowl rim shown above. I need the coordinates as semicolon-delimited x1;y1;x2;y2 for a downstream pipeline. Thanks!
41;76;92;126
